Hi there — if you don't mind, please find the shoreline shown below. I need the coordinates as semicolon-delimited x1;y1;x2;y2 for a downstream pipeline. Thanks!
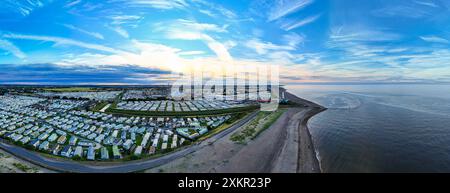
283;90;326;173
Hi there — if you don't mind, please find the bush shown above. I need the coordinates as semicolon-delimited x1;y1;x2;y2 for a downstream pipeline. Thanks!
72;155;82;161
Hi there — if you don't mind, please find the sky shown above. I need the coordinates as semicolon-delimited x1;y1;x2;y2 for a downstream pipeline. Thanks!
1;0;450;85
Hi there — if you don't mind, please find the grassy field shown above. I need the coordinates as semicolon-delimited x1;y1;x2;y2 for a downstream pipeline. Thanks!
91;101;109;111
230;109;286;144
43;87;96;92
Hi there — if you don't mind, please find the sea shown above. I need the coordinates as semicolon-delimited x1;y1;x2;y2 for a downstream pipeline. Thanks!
286;84;450;173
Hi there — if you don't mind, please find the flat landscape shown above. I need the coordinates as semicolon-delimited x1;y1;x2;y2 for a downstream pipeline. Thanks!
0;86;323;173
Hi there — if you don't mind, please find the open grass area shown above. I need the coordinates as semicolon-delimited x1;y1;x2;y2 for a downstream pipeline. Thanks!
230;109;286;144
91;101;109;111
43;87;96;92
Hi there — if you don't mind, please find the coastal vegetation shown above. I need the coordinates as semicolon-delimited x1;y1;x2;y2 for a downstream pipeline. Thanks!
230;109;286;144
12;162;38;173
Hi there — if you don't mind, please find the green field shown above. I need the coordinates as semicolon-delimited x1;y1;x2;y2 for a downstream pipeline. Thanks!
91;102;109;111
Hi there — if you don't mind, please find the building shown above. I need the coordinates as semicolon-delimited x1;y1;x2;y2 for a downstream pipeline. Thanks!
100;147;109;160
148;146;156;155
52;145;61;155
57;135;67;144
69;136;78;146
20;136;31;144
74;146;83;157
87;146;95;160
48;133;58;142
112;145;121;159
29;139;40;149
61;146;72;157
39;141;49;151
134;146;142;156
123;139;133;150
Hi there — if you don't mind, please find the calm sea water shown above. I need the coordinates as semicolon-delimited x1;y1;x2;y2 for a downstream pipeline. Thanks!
286;84;450;173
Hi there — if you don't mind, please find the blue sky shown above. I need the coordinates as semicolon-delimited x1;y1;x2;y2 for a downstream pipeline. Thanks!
1;0;450;85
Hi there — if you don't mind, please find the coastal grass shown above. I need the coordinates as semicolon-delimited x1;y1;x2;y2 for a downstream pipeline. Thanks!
230;109;286;144
197;112;250;142
12;163;37;173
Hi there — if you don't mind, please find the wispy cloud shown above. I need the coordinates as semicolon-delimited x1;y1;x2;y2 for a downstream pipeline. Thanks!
420;35;449;44
155;19;232;61
1;0;52;16
62;24;104;39
283;33;305;47
268;0;314;21
3;33;123;54
280;14;321;31
64;0;82;8
170;19;228;33
192;0;237;19
110;15;143;25
371;1;439;19
111;26;129;38
0;39;26;59
126;0;188;10
166;30;232;61
245;38;295;55
414;0;439;8
328;26;402;44
198;9;216;17
55;40;186;72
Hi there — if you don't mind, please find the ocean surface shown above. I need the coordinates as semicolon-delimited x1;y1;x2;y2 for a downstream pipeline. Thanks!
286;84;450;173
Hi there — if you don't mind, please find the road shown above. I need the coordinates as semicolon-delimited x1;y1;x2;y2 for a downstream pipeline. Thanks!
0;111;258;173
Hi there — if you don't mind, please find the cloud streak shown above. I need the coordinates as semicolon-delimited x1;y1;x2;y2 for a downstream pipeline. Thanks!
245;38;295;55
0;39;26;59
126;0;188;10
62;24;104;39
280;14;321;31
420;35;449;44
3;33;124;54
268;0;314;21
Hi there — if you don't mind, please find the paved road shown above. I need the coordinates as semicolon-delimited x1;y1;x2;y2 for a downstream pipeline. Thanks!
0;111;258;173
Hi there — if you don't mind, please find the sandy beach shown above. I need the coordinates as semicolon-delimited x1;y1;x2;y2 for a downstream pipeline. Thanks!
147;91;325;173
